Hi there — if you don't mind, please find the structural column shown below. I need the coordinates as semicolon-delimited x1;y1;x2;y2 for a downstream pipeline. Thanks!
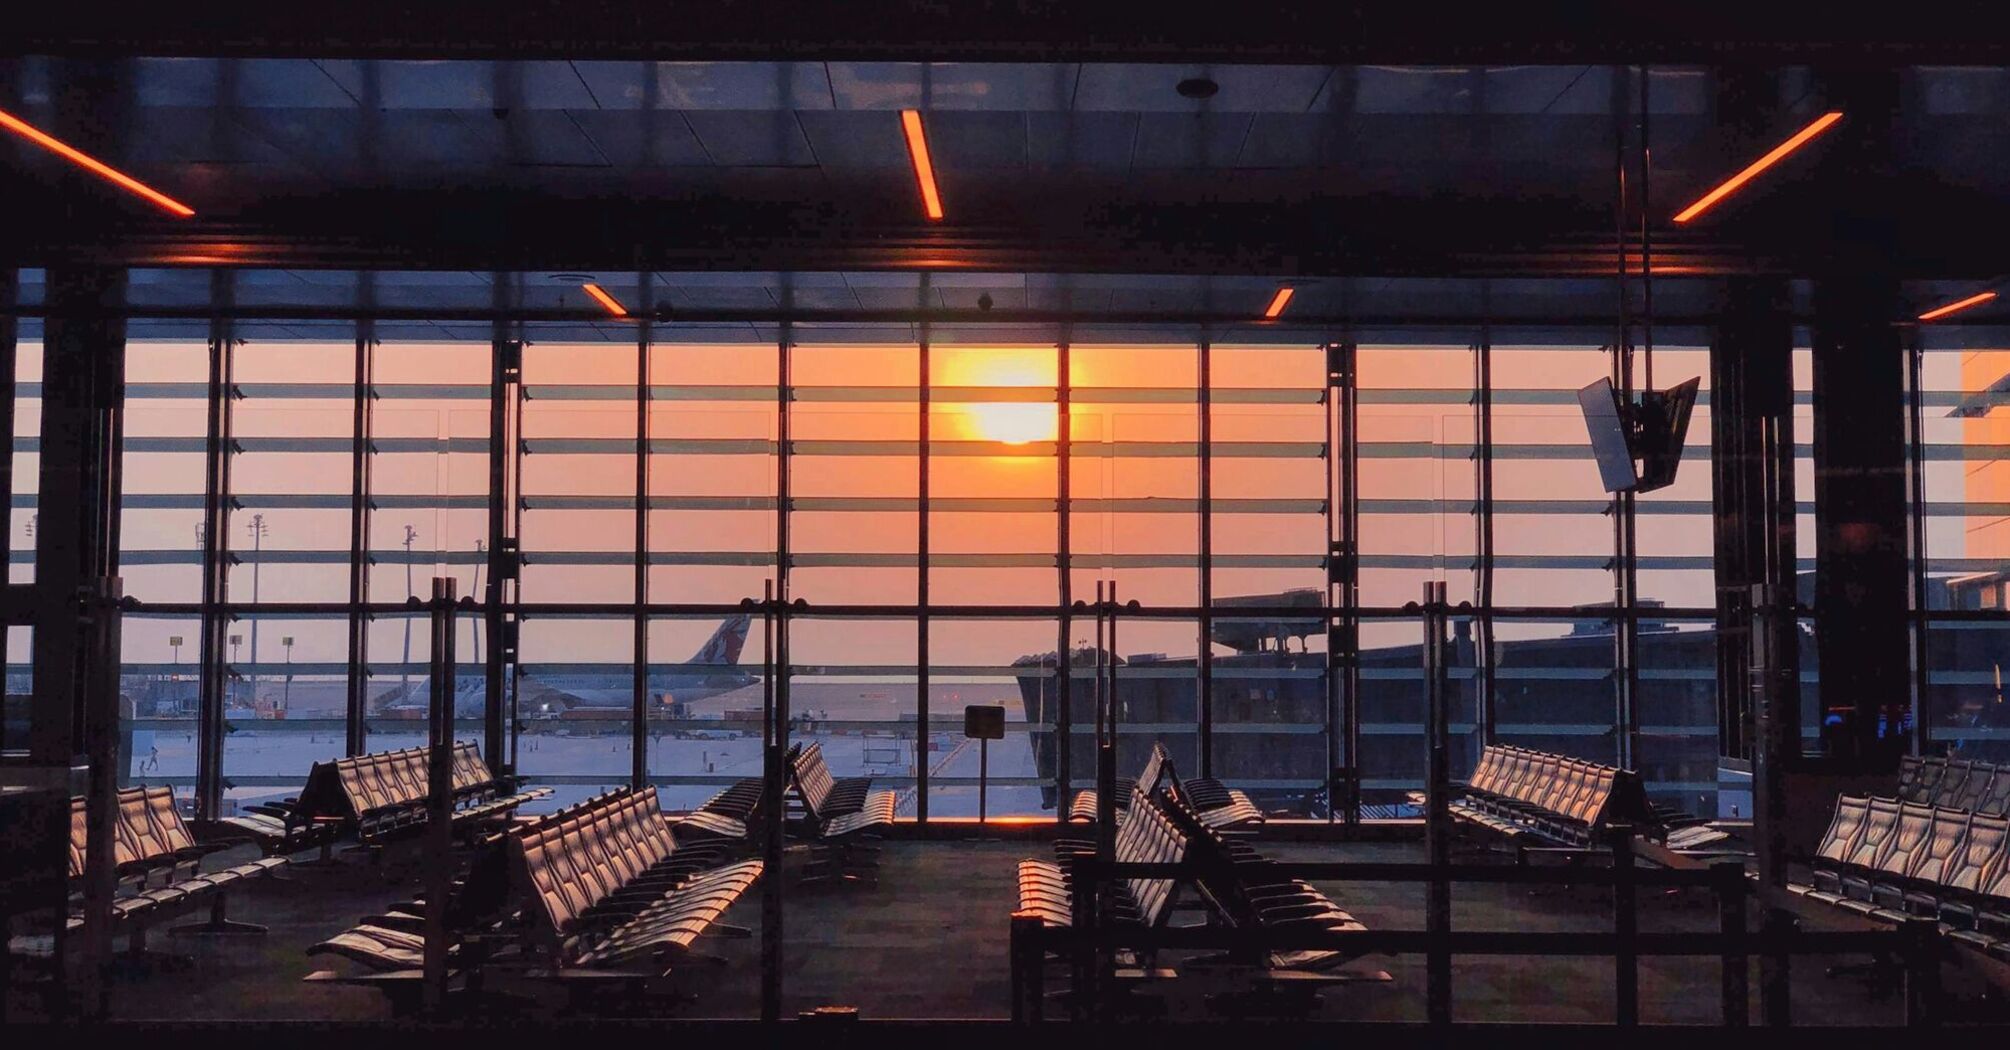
1711;276;1799;766
33;265;128;1015
32;268;129;759
1809;68;1910;770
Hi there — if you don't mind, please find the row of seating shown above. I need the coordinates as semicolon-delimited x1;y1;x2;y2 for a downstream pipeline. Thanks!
1017;745;1375;984
786;742;897;884
1065;743;1264;830
310;788;762;978
508;788;762;971
1452;745;1646;847
1899;755;2010;817
1791;795;2010;961
672;777;764;842
1162;789;1375;976
67;787;286;949
1016;786;1189;951
288;742;551;848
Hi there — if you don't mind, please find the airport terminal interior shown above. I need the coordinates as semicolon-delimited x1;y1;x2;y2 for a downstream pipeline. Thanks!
9;4;2010;1035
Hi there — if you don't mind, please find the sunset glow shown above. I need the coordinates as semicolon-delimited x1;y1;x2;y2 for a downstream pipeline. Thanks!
937;349;1058;446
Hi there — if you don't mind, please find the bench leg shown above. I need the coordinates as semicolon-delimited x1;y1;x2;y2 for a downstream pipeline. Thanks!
170;896;267;936
112;926;197;973
700;922;752;938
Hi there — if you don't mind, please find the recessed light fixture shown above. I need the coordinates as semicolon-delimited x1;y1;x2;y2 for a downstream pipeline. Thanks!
1177;77;1220;100
900;110;944;221
1263;286;1296;319
581;282;628;318
1918;290;1998;322
0;105;196;217
1671;111;1843;224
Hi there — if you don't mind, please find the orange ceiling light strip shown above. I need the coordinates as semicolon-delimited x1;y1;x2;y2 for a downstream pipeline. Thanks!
900;109;945;221
1671;111;1843;224
0;106;196;217
581;282;629;317
1263;286;1296;318
1918;291;1998;322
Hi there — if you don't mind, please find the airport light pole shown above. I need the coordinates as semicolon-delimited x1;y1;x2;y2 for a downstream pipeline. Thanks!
247;514;269;702
402;524;418;698
282;635;295;714
471;539;485;664
228;634;243;709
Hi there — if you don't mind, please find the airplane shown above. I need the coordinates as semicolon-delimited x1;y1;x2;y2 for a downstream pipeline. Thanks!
372;614;757;720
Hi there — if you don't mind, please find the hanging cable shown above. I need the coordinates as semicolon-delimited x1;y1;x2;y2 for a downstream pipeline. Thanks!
1613;65;1631;390
1639;65;1655;394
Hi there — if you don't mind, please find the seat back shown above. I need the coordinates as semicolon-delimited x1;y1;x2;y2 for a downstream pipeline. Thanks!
1515;754;1555;805
67;796;88;879
1122;794;1189;929
1498;749;1535;799
293;760;351;821
1981;767;2010;818
1574;767;1618;824
1468;747;1504;793
1936;761;1974;809
1914;807;1970;883
1135;742;1171;801
1896;755;1925;799
1962;814;2010;901
1876;803;1935;879
115;786;178;868
1948;764;1996;814
1901;757;1945;805
1844;798;1902;869
1815;796;1871;864
1538;761;1584;815
139;786;198;854
789;741;837;820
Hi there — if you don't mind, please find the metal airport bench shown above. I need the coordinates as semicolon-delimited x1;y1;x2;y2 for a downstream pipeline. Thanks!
1015;786;1190;978
1451;744;1653;850
785;741;897;884
1790;793;2010;963
290;742;551;852
507;787;762;973
1067;742;1264;830
64;787;286;960
1014;768;1381;1017
308;787;761;999
1896;755;2010;815
670;776;764;842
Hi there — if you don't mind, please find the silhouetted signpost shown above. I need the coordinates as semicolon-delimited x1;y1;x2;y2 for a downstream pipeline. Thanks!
965;704;1005;823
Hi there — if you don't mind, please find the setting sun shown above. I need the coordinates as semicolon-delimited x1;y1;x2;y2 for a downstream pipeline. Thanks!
962;402;1055;445
935;349;1059;446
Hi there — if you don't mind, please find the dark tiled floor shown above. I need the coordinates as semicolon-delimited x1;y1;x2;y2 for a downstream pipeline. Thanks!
9;835;1987;1024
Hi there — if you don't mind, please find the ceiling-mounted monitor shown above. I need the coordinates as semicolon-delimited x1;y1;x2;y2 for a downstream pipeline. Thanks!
1577;376;1702;495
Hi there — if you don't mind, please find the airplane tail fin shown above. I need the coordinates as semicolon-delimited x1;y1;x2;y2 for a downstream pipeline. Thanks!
692;613;750;666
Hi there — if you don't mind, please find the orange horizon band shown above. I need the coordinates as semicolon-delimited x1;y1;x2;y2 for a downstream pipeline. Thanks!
901;110;945;221
581;282;629;317
1671;111;1842;224
1263;286;1295;318
0;106;196;217
1919;290;1998;322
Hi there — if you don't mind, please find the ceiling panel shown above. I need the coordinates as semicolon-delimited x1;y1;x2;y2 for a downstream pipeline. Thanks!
313;59;600;110
681;110;817;166
570;61;834;111
825;62;1078;110
1024;111;1139;170
795;110;908;170
926;111;1029;169
564;109;712;168
1071;64;1330;112
1131;112;1254;168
